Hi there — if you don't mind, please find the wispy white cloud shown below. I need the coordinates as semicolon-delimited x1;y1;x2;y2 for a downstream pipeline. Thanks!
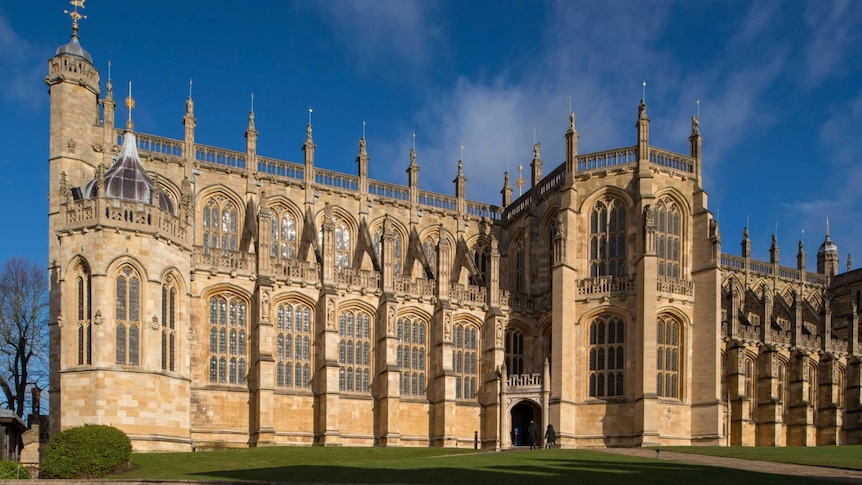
0;7;44;111
300;0;444;71
802;0;862;87
374;0;792;205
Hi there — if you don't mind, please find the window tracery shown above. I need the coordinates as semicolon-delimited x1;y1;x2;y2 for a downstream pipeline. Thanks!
656;198;681;278
590;196;626;277
271;208;297;262
208;293;247;384
373;227;402;276
202;195;238;255
115;265;140;366
161;276;177;372
397;316;426;396
657;315;679;398
505;329;524;376
453;323;478;399
76;264;92;366
338;309;371;392
589;315;624;398
276;301;312;389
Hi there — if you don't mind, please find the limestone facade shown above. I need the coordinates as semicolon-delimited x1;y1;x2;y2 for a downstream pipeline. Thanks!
46;26;861;452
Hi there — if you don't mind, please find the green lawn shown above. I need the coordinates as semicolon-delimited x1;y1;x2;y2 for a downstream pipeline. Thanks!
658;445;862;471
112;446;850;484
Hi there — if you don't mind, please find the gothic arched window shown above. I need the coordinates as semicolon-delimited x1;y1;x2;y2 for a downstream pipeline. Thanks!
76;263;92;366
335;220;351;272
373;227;403;276
115;265;141;366
656;198;681;278
271;208;297;262
208;293;247;384
338;309;371;392
472;244;489;286
453;323;478;399
588;315;624;398
505;329;524;376
422;236;437;279
161;276;177;372
657;315;680;398
513;241;524;293
590;196;626;277
276;302;312;389
202;195;238;255
397;316;427;396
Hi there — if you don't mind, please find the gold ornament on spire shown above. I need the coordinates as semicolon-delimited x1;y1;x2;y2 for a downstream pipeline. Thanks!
516;164;525;196
125;81;135;131
64;0;87;34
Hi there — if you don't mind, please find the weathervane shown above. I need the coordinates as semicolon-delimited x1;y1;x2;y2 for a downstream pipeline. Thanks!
64;0;87;33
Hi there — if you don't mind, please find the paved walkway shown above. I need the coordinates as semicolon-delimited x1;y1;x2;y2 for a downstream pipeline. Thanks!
596;448;862;483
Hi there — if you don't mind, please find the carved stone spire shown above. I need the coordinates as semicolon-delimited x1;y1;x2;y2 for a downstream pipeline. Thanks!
797;239;806;271
770;233;779;265
530;142;542;188
565;111;578;176
501;171;512;207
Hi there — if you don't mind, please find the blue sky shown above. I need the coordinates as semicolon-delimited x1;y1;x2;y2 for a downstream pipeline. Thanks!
2;1;862;272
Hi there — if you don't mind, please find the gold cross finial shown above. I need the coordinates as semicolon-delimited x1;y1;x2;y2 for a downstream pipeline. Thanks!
64;0;86;33
516;164;525;196
125;81;135;131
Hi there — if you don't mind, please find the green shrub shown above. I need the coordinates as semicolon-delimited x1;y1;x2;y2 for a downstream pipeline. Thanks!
0;460;29;479
40;424;132;478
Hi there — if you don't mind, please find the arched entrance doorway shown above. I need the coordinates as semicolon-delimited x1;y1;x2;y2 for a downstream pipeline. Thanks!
510;400;540;447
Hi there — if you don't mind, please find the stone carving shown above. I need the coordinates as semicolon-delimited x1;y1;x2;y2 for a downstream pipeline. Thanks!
388;308;395;335
262;290;270;320
496;320;503;347
151;315;159;331
93;310;103;325
444;314;452;342
327;297;335;329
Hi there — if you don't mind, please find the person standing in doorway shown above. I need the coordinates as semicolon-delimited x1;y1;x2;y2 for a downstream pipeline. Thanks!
544;424;556;449
527;420;538;449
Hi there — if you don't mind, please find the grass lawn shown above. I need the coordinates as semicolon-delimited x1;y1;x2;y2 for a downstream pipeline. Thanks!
113;446;847;484
658;445;862;471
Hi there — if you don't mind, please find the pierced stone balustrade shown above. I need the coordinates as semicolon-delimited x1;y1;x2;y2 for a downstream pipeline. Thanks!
336;268;379;291
61;197;187;246
449;283;486;308
577;276;634;297
394;276;435;299
831;338;849;354
737;324;759;342
507;373;542;393
656;276;694;297
498;289;510;308
767;329;792;345
798;333;821;350
272;258;318;285
194;248;253;272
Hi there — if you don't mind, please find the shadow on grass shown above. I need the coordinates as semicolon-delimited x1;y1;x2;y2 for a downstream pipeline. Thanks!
189;453;839;485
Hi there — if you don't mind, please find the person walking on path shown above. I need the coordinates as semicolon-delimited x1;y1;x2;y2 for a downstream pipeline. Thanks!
527;420;538;449
544;424;555;449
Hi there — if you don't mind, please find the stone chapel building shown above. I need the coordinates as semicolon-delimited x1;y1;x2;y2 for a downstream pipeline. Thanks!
47;16;861;451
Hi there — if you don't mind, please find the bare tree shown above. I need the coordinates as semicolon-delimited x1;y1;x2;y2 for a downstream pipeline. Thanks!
0;257;48;417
